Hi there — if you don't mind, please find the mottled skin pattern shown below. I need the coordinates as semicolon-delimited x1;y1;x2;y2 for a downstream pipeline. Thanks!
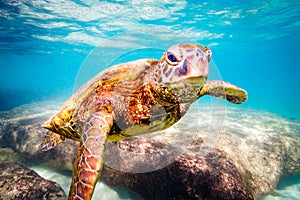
41;44;247;200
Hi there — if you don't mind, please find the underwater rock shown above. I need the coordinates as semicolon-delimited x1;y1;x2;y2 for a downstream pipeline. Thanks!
0;101;77;171
0;162;66;200
0;100;300;199
100;109;300;200
102;138;254;200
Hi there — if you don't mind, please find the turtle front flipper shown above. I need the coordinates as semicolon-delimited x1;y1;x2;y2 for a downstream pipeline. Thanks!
199;80;248;104
68;109;114;200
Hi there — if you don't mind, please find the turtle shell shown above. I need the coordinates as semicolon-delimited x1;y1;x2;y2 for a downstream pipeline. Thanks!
43;58;163;141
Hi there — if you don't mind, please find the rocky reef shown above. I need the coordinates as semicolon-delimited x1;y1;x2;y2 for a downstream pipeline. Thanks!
0;100;299;199
0;162;66;200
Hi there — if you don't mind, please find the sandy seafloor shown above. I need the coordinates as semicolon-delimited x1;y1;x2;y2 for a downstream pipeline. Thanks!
30;165;300;200
30;165;142;200
22;99;300;200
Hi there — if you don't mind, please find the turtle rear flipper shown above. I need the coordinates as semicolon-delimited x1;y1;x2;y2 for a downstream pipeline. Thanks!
40;131;66;151
199;80;248;104
68;109;113;200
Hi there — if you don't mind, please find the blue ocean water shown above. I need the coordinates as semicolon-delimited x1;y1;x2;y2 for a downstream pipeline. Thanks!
0;0;299;119
0;0;299;199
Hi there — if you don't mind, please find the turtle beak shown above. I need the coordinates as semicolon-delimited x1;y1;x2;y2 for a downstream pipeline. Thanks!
183;52;209;79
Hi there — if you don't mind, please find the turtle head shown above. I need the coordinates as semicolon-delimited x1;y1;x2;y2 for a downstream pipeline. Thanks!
155;44;212;102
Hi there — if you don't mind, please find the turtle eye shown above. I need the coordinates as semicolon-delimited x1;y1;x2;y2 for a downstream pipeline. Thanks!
166;52;178;63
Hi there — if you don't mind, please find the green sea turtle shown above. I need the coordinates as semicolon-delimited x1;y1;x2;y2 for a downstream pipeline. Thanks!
41;44;247;200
